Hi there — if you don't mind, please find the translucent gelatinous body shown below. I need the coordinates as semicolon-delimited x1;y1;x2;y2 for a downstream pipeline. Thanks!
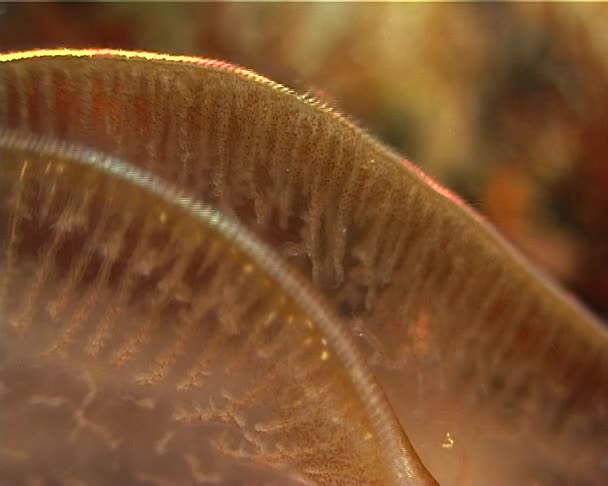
0;49;607;484
0;132;436;485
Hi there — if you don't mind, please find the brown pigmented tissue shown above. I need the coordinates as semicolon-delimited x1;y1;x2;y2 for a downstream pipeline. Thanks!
0;135;435;485
0;49;607;485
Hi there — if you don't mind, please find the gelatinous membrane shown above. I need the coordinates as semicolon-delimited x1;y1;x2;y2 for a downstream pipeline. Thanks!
0;131;437;485
1;50;607;484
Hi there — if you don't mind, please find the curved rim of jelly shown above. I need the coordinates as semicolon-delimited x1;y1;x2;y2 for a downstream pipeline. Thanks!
0;128;437;485
0;48;603;347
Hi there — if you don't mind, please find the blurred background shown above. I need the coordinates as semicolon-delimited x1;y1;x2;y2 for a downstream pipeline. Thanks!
1;2;606;321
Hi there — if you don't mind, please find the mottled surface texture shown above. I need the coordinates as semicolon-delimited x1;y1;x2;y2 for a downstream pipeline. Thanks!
0;50;607;485
0;135;431;485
